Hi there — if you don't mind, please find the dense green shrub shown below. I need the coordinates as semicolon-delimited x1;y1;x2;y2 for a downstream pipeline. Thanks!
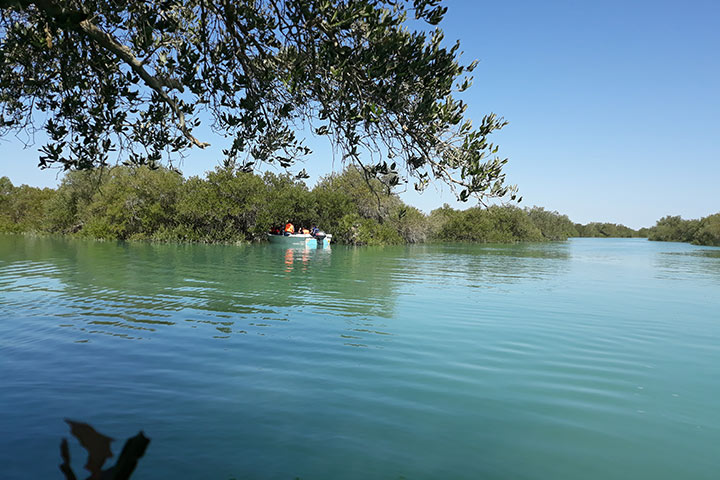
390;206;429;244
311;185;358;236
80;167;183;240
0;177;55;233
315;167;400;220
646;213;720;246
312;166;409;244
335;213;404;246
436;205;543;243
44;169;105;233
526;207;578;240
693;214;720;246
10;167;715;246
427;204;460;240
260;172;317;235
575;222;639;238
173;169;266;243
648;216;700;243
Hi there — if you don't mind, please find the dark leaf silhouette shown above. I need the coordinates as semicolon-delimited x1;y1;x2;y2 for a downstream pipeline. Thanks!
60;421;150;480
59;438;78;480
103;432;151;480
65;419;114;478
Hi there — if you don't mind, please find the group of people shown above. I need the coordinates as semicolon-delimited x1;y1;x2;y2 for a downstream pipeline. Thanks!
270;222;320;236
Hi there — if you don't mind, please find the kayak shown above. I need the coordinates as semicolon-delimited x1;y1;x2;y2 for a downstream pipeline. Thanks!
267;233;332;248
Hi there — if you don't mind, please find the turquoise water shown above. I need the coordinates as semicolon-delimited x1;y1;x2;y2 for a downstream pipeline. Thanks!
1;235;719;479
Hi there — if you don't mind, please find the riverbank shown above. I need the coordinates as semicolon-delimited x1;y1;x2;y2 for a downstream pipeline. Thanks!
2;167;716;246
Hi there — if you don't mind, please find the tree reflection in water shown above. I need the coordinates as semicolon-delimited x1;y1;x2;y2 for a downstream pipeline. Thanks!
0;235;403;346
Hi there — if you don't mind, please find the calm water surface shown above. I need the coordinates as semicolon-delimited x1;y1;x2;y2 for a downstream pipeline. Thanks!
1;235;719;479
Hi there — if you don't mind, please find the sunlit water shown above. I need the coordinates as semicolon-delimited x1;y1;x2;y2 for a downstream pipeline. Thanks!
1;235;719;479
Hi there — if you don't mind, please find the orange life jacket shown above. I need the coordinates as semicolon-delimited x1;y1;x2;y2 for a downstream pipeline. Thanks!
284;223;295;233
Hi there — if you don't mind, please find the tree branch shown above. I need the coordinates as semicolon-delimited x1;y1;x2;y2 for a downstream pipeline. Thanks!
76;19;209;149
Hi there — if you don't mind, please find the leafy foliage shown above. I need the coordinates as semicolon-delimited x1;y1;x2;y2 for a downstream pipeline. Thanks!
574;222;640;238
61;419;150;480
14;168;714;246
259;171;316;234
647;215;698;243
427;203;459;238
434;205;543;243
0;0;516;203
64;419;114;477
390;205;429;244
172;169;267;242
44;169;105;233
80;166;183;240
647;214;720;246
0;176;55;232
525;206;578;240
693;214;720;247
336;212;403;245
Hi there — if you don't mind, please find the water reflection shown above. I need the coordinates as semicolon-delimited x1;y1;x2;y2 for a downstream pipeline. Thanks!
6;236;684;347
281;245;329;273
654;246;720;282
398;242;572;288
4;235;720;480
0;235;404;344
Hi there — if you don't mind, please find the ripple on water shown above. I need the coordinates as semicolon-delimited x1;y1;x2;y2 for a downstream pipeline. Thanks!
2;236;720;479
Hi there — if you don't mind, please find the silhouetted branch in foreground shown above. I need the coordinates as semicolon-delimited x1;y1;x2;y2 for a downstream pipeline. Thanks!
60;419;150;480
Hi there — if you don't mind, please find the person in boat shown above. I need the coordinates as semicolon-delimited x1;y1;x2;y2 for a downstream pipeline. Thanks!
284;221;295;235
301;227;310;234
310;225;319;236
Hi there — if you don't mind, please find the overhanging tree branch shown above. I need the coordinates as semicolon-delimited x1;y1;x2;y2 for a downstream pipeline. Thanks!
0;0;516;204
76;19;209;149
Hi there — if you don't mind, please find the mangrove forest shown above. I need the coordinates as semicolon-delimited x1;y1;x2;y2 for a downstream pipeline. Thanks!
3;166;716;246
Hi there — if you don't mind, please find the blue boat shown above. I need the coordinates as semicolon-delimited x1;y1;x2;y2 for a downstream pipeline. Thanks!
267;232;332;248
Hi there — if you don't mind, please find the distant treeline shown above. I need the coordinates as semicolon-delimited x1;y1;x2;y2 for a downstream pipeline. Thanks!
644;214;720;246
1;167;717;246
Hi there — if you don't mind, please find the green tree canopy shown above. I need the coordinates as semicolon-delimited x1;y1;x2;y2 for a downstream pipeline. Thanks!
0;175;55;232
0;0;516;203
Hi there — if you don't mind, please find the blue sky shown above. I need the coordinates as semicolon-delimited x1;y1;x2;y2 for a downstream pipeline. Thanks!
1;0;718;228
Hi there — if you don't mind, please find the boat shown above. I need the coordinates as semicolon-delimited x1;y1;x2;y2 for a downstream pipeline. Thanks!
267;232;332;248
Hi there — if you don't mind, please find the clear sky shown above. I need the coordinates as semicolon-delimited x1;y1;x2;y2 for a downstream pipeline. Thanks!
1;0;718;229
